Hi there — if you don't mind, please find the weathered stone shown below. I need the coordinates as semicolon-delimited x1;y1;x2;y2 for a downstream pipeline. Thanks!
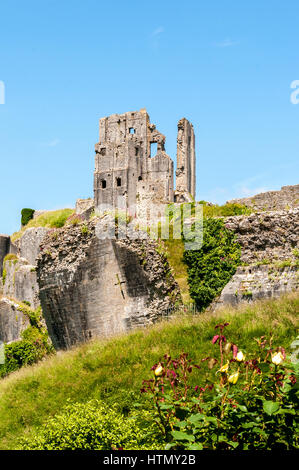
0;297;30;343
174;118;196;202
20;227;50;265
75;198;94;220
214;265;299;309
225;208;299;265
227;184;299;211
213;208;299;309
0;235;10;277
36;218;182;350
3;257;40;309
93;109;196;217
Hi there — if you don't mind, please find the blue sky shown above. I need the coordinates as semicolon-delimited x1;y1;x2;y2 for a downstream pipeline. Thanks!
0;0;298;235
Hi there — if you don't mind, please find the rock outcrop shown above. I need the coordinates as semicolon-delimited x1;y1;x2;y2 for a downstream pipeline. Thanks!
0;297;30;343
36;218;182;350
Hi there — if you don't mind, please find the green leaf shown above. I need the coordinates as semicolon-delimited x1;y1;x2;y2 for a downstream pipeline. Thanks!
171;430;195;442
188;442;203;450
160;404;173;410
263;400;280;415
188;413;205;424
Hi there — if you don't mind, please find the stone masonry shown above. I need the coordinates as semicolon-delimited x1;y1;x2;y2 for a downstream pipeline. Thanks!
174;118;196;202
227;184;299;211
36;217;181;350
214;208;299;309
94;109;196;216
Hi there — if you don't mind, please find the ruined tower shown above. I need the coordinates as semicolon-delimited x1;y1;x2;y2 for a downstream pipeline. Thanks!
174;118;196;202
93;109;196;217
94;109;174;216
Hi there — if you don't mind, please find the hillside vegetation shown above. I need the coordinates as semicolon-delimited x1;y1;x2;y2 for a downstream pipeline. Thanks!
0;292;297;450
11;208;74;242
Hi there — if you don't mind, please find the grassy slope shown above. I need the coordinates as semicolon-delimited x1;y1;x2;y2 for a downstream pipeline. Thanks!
0;292;298;450
11;209;74;242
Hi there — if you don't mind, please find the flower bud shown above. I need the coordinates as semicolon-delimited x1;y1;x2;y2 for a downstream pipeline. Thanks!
224;342;232;354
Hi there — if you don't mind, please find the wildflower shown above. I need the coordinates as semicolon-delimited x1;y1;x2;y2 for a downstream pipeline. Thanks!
218;362;229;373
271;351;284;366
236;351;245;362
154;364;163;376
228;370;239;384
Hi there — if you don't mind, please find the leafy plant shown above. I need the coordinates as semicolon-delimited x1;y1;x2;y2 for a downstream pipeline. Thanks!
183;218;241;310
21;208;35;226
140;323;299;450
20;400;162;450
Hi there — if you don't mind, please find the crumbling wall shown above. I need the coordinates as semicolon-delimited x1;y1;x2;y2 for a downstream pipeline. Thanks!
94;109;174;216
0;235;10;277
0;298;30;343
3;257;40;309
36;218;181;350
20;227;50;265
214;208;299;309
175;118;196;202
227;185;299;211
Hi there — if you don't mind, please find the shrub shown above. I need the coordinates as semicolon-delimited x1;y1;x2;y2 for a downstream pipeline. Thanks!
183;218;241;311
20;400;163;450
0;305;54;379
140;323;299;450
21;208;35;226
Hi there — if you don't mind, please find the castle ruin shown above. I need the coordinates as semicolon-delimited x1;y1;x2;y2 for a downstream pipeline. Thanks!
93;109;196;217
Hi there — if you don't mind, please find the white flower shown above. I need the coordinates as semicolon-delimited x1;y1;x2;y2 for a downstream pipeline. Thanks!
236;351;245;362
271;352;284;366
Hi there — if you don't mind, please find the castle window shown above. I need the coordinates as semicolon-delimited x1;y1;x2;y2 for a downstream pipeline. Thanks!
129;127;135;134
101;179;107;189
138;176;142;181
135;147;139;156
100;147;106;156
150;142;157;157
116;177;122;187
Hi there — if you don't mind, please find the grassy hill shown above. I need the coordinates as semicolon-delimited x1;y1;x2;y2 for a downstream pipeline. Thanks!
0;292;298;450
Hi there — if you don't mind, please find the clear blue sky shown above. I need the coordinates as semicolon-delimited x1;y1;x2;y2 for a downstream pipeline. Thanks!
1;0;298;235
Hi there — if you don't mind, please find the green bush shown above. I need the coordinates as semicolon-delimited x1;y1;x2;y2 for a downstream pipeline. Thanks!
20;400;163;450
21;208;35;226
0;306;54;379
183;218;241;311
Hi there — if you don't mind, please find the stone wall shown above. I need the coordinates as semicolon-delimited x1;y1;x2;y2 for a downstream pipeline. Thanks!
175;118;196;202
0;235;10;277
227;185;299;212
36;217;181;350
3;257;40;309
0;297;30;343
19;227;50;265
214;208;299;309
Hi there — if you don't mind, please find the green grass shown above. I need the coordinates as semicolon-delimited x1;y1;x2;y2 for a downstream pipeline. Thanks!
0;292;298;450
11;209;74;242
163;238;191;303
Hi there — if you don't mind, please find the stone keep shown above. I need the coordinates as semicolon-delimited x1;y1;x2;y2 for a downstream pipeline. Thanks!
94;109;196;214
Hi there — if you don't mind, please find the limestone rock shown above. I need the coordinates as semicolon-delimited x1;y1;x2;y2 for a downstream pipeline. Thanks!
0;297;30;343
36;218;182;350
